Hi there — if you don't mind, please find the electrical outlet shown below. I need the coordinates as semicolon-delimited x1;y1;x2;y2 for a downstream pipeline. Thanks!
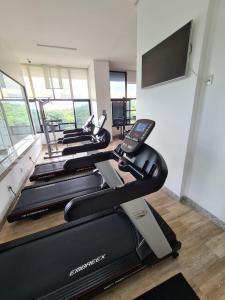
7;185;12;192
206;74;214;86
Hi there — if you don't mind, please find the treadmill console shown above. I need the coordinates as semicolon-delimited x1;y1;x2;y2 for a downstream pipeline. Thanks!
93;114;107;135
121;119;155;154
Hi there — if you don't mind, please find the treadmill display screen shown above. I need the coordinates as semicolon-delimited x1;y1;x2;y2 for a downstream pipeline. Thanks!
134;122;147;133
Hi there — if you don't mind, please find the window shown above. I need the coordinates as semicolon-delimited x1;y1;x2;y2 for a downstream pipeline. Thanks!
126;99;136;125
43;101;74;124
21;64;91;132
0;71;34;164
0;105;12;162
74;101;90;127
21;64;89;100
110;71;137;126
43;100;75;131
110;72;126;99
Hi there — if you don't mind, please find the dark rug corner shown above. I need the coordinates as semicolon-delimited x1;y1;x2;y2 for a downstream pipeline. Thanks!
135;273;200;300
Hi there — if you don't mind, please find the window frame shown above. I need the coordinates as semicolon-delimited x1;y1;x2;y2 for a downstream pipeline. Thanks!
111;98;136;127
110;71;136;127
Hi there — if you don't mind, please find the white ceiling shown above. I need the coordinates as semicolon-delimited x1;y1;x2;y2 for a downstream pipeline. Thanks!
0;0;137;70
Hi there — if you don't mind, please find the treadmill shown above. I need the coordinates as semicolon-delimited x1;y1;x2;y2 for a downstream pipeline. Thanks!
57;114;94;143
29;114;110;181
0;119;181;300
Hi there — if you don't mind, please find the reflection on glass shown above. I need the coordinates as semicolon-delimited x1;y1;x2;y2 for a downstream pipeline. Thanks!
2;100;33;144
74;102;90;127
0;105;12;161
0;73;23;99
0;70;34;164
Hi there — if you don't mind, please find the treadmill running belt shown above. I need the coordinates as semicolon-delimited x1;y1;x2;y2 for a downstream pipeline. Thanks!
34;161;66;173
14;173;102;211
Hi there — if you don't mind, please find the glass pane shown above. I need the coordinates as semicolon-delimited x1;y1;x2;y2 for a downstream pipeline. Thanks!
0;105;12;162
2;100;33;144
127;83;136;98
130;99;136;124
29;102;41;132
130;99;136;111
0;73;23;99
74;102;90;127
44;101;75;124
110;72;126;98
71;69;89;99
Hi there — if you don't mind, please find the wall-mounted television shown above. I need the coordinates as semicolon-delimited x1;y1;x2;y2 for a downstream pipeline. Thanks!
142;21;192;88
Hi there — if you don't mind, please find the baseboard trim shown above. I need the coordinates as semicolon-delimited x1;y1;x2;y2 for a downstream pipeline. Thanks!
162;187;225;231
181;196;225;230
163;187;180;201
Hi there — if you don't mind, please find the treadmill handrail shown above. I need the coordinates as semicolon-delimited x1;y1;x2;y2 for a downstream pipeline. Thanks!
65;176;165;222
61;134;92;144
64;150;116;170
65;145;168;221
62;129;110;156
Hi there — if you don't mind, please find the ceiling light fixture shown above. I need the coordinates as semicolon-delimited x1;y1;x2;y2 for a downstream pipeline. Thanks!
37;43;77;51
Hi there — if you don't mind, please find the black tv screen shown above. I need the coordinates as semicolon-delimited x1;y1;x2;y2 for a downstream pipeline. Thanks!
142;21;192;88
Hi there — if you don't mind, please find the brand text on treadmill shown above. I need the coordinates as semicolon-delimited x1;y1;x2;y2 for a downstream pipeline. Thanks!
69;254;106;277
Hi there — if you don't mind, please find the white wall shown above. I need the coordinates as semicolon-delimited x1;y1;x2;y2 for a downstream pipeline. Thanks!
137;0;210;196
182;0;225;222
127;70;136;84
0;39;24;84
88;60;112;137
0;137;41;222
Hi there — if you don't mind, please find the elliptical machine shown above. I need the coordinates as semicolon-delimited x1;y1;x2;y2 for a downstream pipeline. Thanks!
0;119;181;300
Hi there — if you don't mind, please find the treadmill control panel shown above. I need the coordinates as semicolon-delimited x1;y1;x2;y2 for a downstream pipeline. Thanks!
121;119;155;154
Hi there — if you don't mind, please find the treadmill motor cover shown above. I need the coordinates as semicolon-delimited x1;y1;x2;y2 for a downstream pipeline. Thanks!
0;212;139;300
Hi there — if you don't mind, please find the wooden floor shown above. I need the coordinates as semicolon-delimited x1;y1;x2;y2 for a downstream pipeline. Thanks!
1;141;225;299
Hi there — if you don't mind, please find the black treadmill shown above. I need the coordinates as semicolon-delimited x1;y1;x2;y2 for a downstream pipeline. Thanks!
0;119;181;300
30;114;110;181
57;114;94;143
